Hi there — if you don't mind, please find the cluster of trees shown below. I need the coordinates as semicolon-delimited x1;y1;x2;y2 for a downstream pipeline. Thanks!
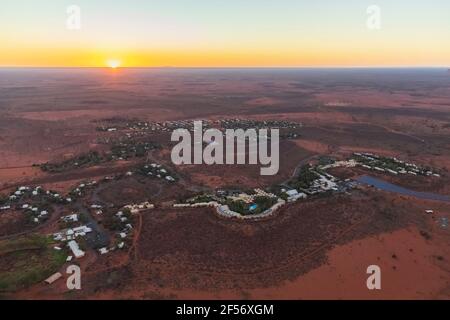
289;165;319;190
227;196;277;216
188;194;217;204
40;140;159;173
227;199;248;215
41;151;104;173
253;196;277;210
110;141;158;159
0;194;7;205
102;209;132;232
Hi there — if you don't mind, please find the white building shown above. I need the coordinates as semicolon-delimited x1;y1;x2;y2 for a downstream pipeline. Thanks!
99;247;109;255
285;189;307;202
44;272;62;284
62;213;78;222
68;240;85;258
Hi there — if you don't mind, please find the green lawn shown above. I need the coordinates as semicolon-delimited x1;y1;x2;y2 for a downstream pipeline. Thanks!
0;234;67;292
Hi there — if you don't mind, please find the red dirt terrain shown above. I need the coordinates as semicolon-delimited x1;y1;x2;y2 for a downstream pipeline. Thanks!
1;68;450;300
17;191;448;300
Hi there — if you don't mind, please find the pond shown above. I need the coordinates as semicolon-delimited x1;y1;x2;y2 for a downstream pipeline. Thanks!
356;175;450;203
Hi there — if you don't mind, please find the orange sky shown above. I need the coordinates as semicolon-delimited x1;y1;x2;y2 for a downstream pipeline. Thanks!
1;1;449;67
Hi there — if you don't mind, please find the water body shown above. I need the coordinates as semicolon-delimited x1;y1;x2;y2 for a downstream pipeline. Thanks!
356;175;450;203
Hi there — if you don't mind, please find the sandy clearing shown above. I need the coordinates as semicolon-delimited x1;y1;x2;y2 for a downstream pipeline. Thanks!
293;139;331;154
248;226;450;300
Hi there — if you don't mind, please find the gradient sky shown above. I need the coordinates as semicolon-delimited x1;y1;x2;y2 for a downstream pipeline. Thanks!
1;0;449;67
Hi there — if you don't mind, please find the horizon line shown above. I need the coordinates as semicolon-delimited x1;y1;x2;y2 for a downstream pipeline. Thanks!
0;65;449;69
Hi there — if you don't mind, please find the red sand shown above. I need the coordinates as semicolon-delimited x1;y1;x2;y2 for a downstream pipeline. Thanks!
165;226;450;300
249;226;449;300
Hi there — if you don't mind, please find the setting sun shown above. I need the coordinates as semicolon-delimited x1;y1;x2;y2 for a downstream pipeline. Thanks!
107;59;121;69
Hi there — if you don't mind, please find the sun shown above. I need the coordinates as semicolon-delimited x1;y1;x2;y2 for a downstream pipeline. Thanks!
106;59;121;69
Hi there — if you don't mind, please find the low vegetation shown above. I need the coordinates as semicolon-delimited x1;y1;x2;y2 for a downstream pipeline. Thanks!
226;196;277;216
0;235;67;292
288;165;319;190
40;151;104;173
